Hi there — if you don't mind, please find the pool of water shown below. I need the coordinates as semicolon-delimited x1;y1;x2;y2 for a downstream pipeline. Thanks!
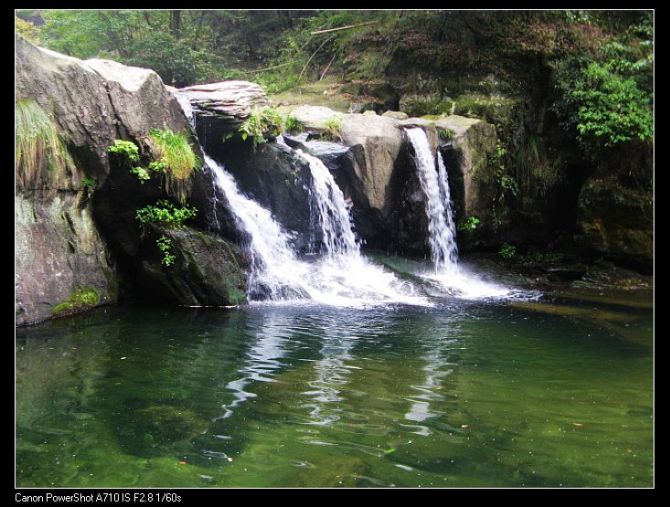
16;288;653;487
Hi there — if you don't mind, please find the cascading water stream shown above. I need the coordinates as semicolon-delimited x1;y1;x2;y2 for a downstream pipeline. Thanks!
406;127;512;299
171;89;522;303
405;128;459;273
205;154;428;307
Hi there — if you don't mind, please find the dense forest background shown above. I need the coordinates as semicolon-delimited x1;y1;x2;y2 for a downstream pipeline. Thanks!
16;9;653;268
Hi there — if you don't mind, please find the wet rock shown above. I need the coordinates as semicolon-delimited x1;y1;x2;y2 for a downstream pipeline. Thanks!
135;225;248;306
576;179;653;271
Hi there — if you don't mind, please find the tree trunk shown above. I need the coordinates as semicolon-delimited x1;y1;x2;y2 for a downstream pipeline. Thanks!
170;10;181;39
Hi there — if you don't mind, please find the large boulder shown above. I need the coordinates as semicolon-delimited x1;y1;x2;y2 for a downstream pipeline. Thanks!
134;225;248;306
576;178;653;271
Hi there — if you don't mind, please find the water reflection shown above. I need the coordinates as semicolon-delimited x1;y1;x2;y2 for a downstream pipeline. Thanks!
301;324;358;427
218;311;294;420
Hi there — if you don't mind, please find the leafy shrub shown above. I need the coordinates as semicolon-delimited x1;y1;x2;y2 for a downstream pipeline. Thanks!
16;99;75;190
570;61;652;147
136;199;197;227
108;139;140;163
284;115;304;134
130;166;151;183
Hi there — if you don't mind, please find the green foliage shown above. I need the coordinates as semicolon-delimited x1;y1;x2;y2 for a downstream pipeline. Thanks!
570;62;652;147
148;129;200;180
130;166;151;183
457;216;481;232
82;177;97;189
498;243;517;260
500;174;519;197
15;99;75;191
156;235;176;267
284;115;305;134
136;199;197;227
148;160;168;172
239;107;284;150
108;140;140;164
51;287;100;316
552;13;653;153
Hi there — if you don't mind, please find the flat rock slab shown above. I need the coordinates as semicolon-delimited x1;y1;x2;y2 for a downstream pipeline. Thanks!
177;81;270;125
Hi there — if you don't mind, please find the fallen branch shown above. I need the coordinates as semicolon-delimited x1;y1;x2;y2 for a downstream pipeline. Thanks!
310;20;378;35
240;61;295;74
319;52;338;81
298;36;334;83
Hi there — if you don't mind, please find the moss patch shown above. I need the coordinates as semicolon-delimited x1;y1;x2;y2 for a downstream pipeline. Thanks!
51;287;100;317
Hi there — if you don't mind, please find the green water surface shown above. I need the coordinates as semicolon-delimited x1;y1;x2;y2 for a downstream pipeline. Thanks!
16;290;653;487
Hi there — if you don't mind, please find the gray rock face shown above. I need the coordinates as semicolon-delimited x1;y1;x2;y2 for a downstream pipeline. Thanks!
435;116;497;222
15;192;117;326
278;105;498;253
84;58;189;144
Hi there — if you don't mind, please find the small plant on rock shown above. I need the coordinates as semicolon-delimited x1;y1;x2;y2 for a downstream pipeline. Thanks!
323;118;343;141
498;243;517;260
457;216;481;232
156;235;176;267
239;106;284;151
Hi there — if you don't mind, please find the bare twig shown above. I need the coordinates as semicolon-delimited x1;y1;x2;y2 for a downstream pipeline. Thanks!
310;20;378;35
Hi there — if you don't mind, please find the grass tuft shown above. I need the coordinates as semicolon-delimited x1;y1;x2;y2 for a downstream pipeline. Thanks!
148;129;200;180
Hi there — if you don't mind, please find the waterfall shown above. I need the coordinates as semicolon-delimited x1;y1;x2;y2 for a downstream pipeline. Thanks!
406;128;458;272
294;149;358;256
205;154;428;307
407;127;512;299
172;90;195;129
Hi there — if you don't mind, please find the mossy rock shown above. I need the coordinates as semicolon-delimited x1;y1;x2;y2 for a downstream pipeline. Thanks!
51;287;100;317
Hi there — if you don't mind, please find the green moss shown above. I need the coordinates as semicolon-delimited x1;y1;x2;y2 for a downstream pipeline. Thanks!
16;99;75;191
51;287;100;317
